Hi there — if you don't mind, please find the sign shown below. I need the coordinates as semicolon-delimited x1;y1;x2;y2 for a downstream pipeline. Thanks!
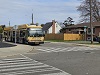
84;28;86;32
84;26;87;28
84;26;87;32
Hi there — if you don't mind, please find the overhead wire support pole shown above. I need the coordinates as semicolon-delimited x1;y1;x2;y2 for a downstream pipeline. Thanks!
8;18;10;27
32;13;34;25
90;0;93;44
15;25;17;44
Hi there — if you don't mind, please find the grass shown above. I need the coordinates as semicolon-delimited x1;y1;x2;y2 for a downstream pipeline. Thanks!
45;40;100;45
79;42;100;45
45;40;83;42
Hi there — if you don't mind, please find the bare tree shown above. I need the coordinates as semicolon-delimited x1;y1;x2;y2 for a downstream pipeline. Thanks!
63;17;74;27
77;0;100;22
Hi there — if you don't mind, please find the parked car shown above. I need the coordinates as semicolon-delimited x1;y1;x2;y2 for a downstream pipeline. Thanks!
97;36;100;43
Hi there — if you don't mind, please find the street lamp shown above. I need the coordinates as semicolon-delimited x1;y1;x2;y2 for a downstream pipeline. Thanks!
90;0;93;44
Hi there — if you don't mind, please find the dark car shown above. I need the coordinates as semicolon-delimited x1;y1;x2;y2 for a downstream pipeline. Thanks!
97;36;100;43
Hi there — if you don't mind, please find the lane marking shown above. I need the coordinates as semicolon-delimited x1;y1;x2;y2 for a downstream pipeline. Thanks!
0;54;71;75
1;68;67;75
0;62;43;69
0;64;50;72
0;61;42;66
20;54;71;75
36;46;99;53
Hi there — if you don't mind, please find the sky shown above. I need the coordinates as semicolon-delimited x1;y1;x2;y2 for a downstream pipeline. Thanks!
0;0;81;26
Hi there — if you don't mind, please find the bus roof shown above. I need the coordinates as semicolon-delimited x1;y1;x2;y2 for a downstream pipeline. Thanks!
18;24;42;29
4;27;13;31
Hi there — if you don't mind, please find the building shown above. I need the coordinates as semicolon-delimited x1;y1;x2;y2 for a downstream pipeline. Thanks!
64;22;100;40
42;20;65;34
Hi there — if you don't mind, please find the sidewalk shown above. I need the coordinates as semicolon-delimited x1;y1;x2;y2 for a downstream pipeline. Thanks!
0;42;34;57
47;41;100;48
76;44;100;48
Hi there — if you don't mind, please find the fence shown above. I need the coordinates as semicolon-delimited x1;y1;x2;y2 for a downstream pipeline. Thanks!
45;33;84;40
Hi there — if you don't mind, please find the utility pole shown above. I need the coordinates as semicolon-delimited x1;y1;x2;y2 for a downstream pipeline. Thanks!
90;0;93;44
15;25;17;44
32;13;34;25
9;21;10;27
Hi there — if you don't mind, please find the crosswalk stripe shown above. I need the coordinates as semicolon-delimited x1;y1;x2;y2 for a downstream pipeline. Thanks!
0;57;71;75
1;68;63;75
0;59;32;63
0;64;50;72
1;57;30;61
0;61;42;66
37;46;98;52
0;62;43;69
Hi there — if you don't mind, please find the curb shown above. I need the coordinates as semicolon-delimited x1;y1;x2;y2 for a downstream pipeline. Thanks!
45;41;100;48
76;44;100;48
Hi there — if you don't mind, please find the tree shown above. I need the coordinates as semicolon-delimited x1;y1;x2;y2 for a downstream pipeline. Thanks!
63;17;74;27
41;24;45;27
1;25;5;29
77;0;100;22
0;27;3;33
60;28;66;33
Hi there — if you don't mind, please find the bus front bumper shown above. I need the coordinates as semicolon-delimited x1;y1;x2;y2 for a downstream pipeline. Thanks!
28;41;44;44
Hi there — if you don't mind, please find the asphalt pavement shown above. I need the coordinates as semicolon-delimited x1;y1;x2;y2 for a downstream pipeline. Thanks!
0;42;34;57
24;50;100;75
0;42;16;48
0;41;100;57
0;41;100;75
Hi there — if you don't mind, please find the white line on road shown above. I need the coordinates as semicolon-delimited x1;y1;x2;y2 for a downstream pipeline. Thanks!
0;54;71;75
36;46;99;53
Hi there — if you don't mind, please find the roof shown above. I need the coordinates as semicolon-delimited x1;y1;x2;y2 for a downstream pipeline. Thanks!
4;27;13;31
66;22;100;28
18;24;42;29
42;21;65;31
42;22;52;31
57;22;65;28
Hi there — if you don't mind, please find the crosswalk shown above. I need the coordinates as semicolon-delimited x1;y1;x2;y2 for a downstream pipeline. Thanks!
0;57;70;75
37;46;98;52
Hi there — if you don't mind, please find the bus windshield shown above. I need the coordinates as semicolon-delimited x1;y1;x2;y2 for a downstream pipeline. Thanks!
28;28;44;37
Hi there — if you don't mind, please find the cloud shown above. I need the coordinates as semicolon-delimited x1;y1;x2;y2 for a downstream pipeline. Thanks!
0;0;81;26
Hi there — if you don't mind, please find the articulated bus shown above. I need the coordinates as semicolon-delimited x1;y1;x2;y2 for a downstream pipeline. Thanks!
3;24;45;45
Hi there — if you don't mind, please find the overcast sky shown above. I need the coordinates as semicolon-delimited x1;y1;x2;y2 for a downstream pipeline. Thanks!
0;0;81;26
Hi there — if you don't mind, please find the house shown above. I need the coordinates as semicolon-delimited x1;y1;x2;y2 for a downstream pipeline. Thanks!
64;22;100;40
42;20;65;34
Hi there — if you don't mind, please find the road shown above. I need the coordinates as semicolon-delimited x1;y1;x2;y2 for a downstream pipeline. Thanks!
0;42;100;75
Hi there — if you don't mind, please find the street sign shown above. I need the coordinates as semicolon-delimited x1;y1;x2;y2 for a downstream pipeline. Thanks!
84;28;86;32
84;26;87;32
84;26;87;28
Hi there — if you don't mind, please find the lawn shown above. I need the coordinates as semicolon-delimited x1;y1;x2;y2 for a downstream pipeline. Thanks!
45;40;100;45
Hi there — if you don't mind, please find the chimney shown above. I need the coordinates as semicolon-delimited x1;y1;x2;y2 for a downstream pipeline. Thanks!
52;20;55;34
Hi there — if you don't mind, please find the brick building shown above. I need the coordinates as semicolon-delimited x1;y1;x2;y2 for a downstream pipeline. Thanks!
64;22;100;40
